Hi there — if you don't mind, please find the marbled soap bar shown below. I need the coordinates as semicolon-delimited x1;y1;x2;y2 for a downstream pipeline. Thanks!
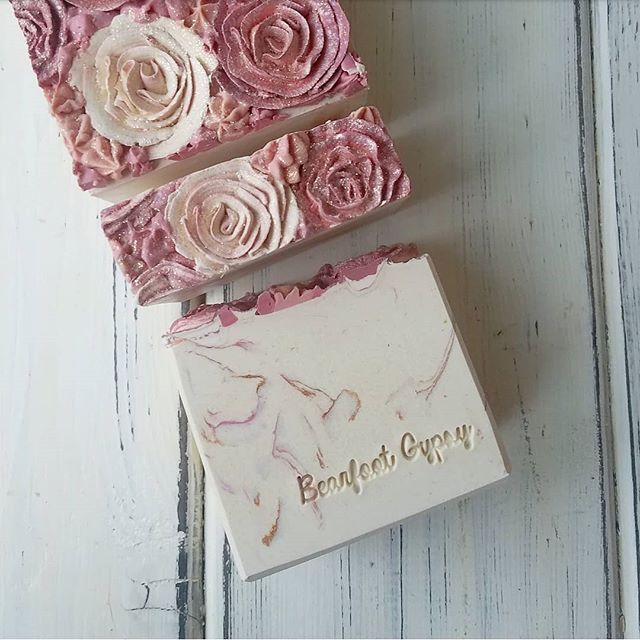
166;244;509;580
11;0;368;201
101;107;410;305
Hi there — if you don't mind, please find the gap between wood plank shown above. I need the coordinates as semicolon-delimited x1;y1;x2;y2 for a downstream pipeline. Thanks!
573;4;618;637
590;1;640;637
177;297;207;638
198;2;627;636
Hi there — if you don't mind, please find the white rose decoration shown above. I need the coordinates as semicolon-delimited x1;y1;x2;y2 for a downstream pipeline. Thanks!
70;13;217;159
166;158;300;275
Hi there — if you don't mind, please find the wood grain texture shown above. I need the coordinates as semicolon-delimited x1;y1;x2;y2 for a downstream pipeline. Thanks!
599;1;640;636
204;1;619;637
0;6;203;637
2;0;635;637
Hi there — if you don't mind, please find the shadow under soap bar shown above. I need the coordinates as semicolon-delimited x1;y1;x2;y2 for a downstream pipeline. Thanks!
10;0;368;201
101;107;411;305
165;244;510;580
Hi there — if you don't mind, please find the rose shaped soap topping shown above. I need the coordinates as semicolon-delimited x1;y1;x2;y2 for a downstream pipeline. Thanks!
293;111;411;229
69;13;217;159
214;0;350;109
13;0;68;87
166;158;300;275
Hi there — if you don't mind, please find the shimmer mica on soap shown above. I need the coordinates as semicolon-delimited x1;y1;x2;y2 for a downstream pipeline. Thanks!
100;107;411;305
10;0;368;195
166;245;510;580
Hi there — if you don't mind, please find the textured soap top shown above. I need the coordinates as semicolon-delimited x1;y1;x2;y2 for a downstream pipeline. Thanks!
167;245;509;580
101;107;411;305
11;0;367;191
168;243;420;334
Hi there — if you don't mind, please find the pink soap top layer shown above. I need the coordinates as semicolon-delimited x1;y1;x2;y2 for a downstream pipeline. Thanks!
167;243;419;336
10;0;367;191
101;107;411;305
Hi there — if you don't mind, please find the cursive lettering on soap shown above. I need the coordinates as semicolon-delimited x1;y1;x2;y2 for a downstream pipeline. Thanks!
297;445;397;505
297;425;476;505
401;424;474;464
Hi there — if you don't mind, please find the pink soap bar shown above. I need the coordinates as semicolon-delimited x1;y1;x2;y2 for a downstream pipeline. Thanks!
101;107;411;305
10;0;368;200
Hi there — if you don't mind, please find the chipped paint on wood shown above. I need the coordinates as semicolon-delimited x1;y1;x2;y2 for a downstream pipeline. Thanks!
204;1;621;637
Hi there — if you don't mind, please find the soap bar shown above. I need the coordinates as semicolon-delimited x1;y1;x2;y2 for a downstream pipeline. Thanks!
166;244;509;580
11;0;368;201
101;107;411;305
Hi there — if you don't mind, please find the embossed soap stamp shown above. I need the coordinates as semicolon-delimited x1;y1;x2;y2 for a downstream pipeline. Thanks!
168;249;509;579
297;424;476;505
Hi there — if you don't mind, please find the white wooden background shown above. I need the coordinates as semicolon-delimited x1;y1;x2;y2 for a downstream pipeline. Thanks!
1;0;639;637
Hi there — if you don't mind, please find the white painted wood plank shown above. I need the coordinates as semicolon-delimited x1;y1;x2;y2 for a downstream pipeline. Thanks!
204;1;618;636
0;6;203;637
596;1;640;636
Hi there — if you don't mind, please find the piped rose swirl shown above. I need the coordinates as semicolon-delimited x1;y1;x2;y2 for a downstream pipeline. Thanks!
166;158;300;275
12;0;68;87
214;0;351;109
292;110;411;229
69;13;217;159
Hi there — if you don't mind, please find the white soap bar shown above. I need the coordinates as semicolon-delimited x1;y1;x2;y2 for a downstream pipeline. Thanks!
167;248;509;580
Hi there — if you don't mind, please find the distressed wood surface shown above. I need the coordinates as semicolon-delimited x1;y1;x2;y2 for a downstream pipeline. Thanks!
597;1;640;636
3;0;639;638
0;5;203;637
205;1;621;637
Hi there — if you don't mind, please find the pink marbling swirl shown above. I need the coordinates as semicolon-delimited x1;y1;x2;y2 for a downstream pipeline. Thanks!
12;0;68;87
292;108;411;230
214;0;351;109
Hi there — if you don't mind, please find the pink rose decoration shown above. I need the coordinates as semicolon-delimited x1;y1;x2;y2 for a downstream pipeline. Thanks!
101;183;208;304
293;111;411;229
204;91;252;142
166;158;300;275
214;0;350;109
12;0;68;87
69;13;217;159
250;131;310;185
